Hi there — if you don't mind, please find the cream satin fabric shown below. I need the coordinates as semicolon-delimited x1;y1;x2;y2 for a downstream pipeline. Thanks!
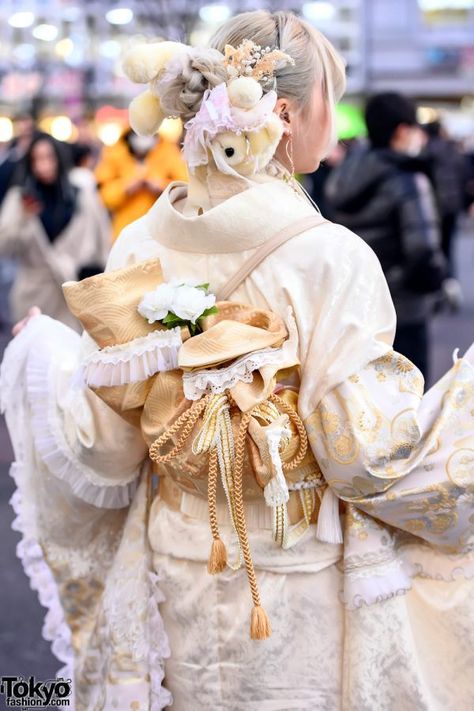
149;501;474;711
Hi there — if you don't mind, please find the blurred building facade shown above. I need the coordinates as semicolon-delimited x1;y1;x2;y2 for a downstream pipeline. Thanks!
366;0;474;99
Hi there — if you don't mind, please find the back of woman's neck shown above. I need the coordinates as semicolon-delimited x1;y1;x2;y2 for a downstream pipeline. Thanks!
181;160;291;216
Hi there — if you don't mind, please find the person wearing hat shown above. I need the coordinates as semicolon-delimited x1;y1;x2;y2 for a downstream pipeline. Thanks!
325;92;446;382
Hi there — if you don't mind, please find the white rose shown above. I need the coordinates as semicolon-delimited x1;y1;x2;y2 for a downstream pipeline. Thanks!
137;283;177;324
171;284;216;324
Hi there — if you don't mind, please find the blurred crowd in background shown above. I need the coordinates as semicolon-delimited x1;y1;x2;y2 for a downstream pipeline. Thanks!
0;0;473;386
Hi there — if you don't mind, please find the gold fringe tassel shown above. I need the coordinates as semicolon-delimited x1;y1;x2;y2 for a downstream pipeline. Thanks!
251;604;272;640
207;447;228;574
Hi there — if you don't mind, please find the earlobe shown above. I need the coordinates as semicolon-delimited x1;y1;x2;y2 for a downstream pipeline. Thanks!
280;114;291;136
277;106;291;136
275;98;291;129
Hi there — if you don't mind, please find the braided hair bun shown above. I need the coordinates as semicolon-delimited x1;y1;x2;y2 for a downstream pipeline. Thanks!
153;48;228;123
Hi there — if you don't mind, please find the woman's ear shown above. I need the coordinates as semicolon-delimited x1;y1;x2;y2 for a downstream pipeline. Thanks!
274;98;291;135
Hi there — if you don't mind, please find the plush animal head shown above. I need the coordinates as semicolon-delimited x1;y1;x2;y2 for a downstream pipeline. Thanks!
209;114;283;177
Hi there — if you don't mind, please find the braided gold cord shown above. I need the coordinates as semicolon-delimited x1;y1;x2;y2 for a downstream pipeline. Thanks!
232;411;262;608
145;464;155;529
268;392;308;471
207;447;220;541
149;395;210;463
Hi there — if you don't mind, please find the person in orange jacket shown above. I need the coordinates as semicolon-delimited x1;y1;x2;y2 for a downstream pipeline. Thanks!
96;129;188;240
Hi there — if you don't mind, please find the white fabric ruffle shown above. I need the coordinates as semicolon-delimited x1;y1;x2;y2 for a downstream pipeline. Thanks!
9;463;75;690
27;352;139;510
1;315;140;509
148;570;173;710
81;327;182;387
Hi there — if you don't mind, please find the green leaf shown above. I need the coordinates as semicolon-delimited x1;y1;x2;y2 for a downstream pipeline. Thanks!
162;311;181;324
196;283;210;292
201;306;218;318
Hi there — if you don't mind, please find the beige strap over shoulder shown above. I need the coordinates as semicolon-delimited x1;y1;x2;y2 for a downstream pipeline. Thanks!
216;213;328;301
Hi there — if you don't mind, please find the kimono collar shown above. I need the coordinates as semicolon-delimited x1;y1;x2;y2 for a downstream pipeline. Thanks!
144;166;315;254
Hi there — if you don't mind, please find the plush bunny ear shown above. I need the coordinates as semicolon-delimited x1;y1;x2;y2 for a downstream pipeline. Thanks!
129;90;165;135
122;40;188;84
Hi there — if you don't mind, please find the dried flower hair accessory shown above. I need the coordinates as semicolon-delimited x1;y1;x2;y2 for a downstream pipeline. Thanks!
224;39;295;89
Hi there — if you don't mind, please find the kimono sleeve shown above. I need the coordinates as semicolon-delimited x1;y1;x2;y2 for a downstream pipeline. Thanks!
295;226;473;552
292;227;474;553
1;315;148;509
305;349;474;551
0;315;168;708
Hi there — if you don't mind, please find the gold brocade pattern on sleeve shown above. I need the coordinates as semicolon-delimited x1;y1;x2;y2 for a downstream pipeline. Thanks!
305;350;474;551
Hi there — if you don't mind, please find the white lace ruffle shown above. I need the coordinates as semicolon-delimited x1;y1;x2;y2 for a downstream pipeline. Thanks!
183;346;287;401
148;570;173;710
9;463;75;689
182;306;299;400
341;543;474;610
341;555;413;609
81;328;182;387
27;356;139;509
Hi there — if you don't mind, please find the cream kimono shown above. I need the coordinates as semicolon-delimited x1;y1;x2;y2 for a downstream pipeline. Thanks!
1;171;474;711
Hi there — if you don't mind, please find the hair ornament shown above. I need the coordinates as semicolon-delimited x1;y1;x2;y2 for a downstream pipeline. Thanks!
123;37;295;179
181;39;295;177
224;39;295;89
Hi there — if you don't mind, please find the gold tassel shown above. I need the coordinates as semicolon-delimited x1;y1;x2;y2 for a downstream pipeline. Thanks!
233;412;272;639
208;537;227;574
207;446;228;574
250;604;272;640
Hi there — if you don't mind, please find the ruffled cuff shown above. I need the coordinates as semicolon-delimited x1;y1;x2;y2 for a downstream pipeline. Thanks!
81;327;182;388
2;315;140;508
341;539;474;610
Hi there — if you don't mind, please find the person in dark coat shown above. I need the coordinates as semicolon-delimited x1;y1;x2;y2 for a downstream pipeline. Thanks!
324;92;446;381
423;121;465;286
